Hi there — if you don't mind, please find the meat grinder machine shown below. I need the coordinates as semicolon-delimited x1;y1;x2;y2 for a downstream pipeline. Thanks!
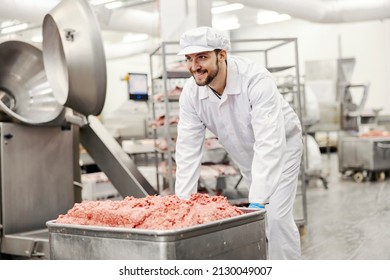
304;58;389;182
0;0;156;259
305;57;373;133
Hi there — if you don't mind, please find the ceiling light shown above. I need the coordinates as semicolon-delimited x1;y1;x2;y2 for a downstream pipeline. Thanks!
90;0;115;5
212;1;229;7
1;20;16;28
32;35;43;43
257;11;291;25
0;23;29;34
105;1;123;9
212;3;244;14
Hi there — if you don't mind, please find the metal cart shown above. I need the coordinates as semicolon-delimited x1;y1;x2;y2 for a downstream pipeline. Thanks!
338;134;390;182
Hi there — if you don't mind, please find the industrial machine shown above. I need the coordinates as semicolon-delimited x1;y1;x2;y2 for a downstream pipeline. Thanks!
334;60;390;182
305;57;373;134
338;133;390;182
0;0;156;259
305;58;389;182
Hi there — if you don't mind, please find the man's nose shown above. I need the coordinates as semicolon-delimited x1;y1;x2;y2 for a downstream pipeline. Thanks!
188;60;200;71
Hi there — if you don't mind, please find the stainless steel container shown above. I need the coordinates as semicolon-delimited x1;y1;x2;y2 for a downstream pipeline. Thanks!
0;40;64;125
339;136;390;176
46;208;267;260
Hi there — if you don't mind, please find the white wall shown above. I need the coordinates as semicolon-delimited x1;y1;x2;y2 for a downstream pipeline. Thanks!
102;53;151;115
231;18;390;115
101;17;390;117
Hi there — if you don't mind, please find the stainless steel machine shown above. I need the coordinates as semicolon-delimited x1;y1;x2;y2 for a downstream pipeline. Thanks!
304;58;390;183
305;57;373;134
0;0;156;259
338;134;390;182
334;62;389;182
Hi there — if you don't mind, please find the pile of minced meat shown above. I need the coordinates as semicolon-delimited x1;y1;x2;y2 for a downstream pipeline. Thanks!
56;193;243;230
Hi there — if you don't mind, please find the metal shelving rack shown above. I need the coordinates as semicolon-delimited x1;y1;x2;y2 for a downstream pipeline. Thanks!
149;38;307;227
232;37;307;227
149;42;189;194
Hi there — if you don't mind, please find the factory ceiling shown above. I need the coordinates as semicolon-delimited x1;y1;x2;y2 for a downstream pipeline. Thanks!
0;0;389;59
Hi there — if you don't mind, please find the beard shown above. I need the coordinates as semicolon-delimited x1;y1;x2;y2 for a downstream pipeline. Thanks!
192;58;219;86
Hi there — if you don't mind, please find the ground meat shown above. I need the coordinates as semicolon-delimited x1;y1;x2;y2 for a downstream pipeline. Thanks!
56;193;243;230
360;130;390;138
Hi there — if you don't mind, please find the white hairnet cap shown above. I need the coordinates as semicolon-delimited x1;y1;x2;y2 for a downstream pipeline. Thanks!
177;26;231;55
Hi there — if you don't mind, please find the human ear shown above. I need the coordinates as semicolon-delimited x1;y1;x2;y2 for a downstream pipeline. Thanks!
218;50;227;62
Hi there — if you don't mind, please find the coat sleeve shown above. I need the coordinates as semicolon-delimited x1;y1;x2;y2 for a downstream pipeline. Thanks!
174;84;206;198
248;75;286;204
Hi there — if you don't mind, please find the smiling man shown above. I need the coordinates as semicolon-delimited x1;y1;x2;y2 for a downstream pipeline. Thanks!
174;26;303;260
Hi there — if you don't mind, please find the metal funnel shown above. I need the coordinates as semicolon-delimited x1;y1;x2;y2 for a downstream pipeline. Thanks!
0;40;64;125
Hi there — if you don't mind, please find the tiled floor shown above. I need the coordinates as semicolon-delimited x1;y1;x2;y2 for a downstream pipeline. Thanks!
300;152;390;260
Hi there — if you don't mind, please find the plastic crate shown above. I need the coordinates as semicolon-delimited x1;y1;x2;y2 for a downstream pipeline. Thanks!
81;172;121;201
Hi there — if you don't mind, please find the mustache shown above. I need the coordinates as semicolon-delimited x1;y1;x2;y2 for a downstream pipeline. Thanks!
192;69;207;74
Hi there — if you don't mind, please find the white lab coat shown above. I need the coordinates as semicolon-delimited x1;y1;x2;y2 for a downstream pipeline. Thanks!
174;55;303;260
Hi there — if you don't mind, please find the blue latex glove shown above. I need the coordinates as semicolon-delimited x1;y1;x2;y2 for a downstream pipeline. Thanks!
248;203;265;209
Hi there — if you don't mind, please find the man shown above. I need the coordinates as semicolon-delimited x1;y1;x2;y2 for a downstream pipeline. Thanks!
174;26;303;260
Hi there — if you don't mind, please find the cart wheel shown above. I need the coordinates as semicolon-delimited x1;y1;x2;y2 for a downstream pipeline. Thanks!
376;171;386;182
353;172;364;183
